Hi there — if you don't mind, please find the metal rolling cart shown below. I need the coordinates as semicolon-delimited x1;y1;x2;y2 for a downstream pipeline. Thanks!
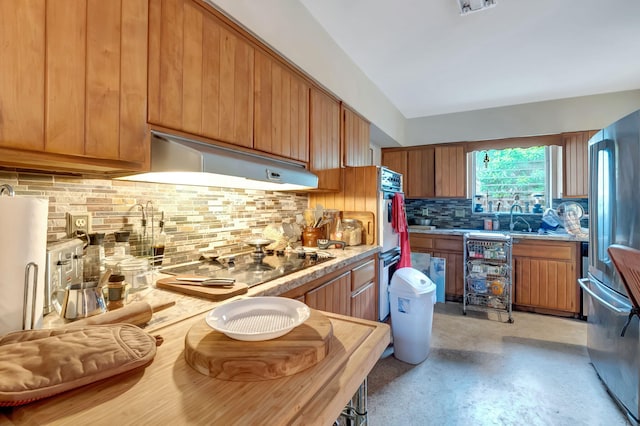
463;232;513;323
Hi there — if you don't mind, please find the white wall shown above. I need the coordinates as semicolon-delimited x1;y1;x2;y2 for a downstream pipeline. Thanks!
207;0;406;146
407;90;640;145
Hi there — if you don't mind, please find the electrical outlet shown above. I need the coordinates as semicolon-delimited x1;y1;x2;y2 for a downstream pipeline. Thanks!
421;208;430;216
455;209;465;218
66;212;91;237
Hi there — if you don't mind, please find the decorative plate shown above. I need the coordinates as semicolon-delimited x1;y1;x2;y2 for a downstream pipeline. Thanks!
205;297;311;341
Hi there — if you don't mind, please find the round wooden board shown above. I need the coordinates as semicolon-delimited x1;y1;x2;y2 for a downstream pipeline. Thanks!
184;308;333;381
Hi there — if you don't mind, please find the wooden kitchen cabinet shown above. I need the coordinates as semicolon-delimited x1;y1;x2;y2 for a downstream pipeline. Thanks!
562;130;597;198
382;144;465;199
305;272;351;316
342;105;371;167
148;0;254;149
0;0;149;173
407;146;435;198
254;50;310;162
512;239;580;316
282;254;378;320
410;233;464;300
309;88;342;191
435;145;466;197
350;258;378;321
381;150;408;179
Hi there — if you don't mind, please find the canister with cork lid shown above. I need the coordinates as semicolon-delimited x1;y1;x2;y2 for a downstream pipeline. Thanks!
342;219;363;246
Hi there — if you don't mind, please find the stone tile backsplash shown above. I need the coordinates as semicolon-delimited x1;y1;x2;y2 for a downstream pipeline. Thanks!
405;197;589;231
0;171;308;266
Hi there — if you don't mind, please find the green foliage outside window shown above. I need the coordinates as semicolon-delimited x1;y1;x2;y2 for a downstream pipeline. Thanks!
475;147;546;211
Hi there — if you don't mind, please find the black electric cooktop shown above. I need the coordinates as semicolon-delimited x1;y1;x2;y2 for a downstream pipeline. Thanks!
161;249;333;288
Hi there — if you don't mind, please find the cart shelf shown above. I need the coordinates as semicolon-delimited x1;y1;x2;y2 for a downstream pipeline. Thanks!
463;232;513;323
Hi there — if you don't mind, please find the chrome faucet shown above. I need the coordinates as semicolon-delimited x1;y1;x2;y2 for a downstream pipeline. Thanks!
509;203;523;231
512;216;532;233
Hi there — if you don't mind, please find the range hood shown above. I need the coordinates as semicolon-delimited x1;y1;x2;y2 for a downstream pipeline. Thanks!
118;132;318;191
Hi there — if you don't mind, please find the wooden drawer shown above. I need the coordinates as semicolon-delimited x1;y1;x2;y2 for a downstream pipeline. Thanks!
512;240;578;261
409;234;434;250
434;236;463;252
351;259;376;292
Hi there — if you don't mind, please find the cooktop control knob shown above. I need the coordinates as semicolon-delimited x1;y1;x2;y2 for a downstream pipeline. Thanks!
309;252;318;261
297;251;306;259
276;249;285;256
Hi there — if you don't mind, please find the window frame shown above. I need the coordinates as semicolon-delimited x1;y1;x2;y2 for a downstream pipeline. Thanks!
467;145;562;215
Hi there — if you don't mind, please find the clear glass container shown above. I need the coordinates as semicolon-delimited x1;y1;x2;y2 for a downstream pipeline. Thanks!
342;219;363;246
114;231;131;256
83;232;105;282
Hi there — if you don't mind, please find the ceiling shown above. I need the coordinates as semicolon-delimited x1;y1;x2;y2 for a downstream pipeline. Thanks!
299;0;640;119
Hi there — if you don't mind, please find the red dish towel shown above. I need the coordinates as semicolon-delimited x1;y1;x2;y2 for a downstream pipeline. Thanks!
392;192;412;268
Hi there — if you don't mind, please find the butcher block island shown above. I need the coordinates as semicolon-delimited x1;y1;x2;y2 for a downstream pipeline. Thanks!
0;245;389;425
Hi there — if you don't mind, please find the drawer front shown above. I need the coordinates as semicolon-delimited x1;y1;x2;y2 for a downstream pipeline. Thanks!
409;234;434;249
433;236;463;252
351;259;376;292
512;241;577;261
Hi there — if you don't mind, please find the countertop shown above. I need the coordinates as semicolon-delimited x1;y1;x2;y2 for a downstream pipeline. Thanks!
408;226;588;242
3;245;387;425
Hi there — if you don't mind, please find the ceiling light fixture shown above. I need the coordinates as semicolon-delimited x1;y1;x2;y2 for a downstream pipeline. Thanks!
457;0;496;15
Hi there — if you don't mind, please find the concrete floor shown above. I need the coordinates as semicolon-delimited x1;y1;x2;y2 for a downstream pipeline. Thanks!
367;303;631;426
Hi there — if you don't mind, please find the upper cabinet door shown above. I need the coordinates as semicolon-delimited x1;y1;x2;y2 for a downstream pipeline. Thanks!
381;150;407;179
342;105;371;167
435;145;466;197
563;131;596;198
0;0;45;151
254;50;309;162
407;146;435;198
310;88;341;191
1;0;148;170
148;0;254;148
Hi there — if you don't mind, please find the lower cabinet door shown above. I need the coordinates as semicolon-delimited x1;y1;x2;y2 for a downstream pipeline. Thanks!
350;281;376;321
305;271;351;316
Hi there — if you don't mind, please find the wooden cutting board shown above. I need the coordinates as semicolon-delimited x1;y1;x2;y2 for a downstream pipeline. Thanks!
184;309;333;381
343;211;375;245
156;275;248;301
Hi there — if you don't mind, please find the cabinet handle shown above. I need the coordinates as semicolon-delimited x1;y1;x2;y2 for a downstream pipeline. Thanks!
352;281;373;297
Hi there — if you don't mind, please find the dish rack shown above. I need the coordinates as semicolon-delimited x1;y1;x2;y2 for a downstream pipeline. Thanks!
463;232;513;323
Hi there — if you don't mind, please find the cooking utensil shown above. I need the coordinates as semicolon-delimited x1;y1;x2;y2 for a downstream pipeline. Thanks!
174;277;236;287
317;239;346;250
69;300;176;327
414;218;432;226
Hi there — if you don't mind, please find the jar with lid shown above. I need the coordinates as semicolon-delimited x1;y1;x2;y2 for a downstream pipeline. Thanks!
106;274;127;310
114;231;131;256
342;219;363;246
118;257;151;291
83;232;105;282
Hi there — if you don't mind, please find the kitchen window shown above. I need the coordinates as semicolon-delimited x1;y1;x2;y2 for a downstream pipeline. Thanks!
469;146;561;214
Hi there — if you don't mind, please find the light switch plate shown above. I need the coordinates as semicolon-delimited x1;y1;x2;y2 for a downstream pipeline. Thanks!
455;209;465;218
421;208;430;216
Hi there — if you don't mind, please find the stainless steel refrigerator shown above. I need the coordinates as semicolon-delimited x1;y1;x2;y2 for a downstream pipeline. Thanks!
579;109;640;424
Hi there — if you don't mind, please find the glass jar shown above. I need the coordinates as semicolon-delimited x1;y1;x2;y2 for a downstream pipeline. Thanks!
342;219;363;246
84;232;105;282
106;274;127;310
118;257;151;291
114;231;131;256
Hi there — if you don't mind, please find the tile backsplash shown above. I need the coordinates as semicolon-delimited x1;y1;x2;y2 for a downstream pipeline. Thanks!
405;197;589;231
0;171;308;266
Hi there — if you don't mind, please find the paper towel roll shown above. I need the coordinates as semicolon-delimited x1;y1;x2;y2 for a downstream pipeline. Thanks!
0;196;49;335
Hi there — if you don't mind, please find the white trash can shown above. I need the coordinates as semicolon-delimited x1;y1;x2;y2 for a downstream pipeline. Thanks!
389;267;437;364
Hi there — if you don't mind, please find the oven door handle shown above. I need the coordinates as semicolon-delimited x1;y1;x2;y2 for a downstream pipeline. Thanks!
380;254;400;267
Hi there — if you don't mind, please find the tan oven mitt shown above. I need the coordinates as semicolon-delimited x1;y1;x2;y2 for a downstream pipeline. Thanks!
0;324;161;406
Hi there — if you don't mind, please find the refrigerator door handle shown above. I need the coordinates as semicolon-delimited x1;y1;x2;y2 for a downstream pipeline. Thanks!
579;278;627;314
579;278;640;336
